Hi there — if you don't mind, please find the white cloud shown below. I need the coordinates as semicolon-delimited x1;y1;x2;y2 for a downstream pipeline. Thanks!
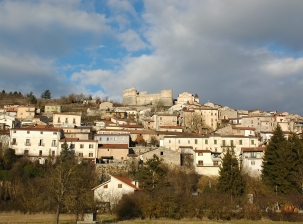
263;57;303;76
118;29;148;51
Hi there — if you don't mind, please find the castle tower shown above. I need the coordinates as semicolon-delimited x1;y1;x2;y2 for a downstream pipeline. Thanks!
160;89;173;106
122;88;137;106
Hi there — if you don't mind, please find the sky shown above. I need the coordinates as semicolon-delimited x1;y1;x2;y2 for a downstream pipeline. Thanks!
1;0;303;115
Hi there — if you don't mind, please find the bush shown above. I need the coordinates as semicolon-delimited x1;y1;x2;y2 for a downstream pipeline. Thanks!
113;194;141;220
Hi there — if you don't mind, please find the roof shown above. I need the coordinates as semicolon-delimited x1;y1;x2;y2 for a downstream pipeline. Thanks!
159;126;182;129
12;127;62;132
59;138;98;142
98;144;129;149
113;176;141;190
241;147;266;152
194;150;211;153
92;175;141;191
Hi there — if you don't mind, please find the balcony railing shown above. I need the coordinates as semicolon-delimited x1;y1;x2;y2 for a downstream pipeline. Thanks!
11;142;17;145
197;163;220;167
24;142;31;146
38;143;45;146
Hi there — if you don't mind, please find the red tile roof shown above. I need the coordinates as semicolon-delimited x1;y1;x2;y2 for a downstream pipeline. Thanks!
98;144;129;149
112;175;141;190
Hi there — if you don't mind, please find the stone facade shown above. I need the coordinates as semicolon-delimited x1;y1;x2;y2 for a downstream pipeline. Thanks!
122;88;173;106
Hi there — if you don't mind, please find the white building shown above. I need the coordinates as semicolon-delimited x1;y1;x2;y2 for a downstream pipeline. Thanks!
93;175;141;209
9;127;64;161
241;147;266;177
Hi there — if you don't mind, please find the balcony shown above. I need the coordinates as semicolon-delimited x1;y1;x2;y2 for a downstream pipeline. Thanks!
197;163;219;167
38;143;45;147
11;142;17;145
24;142;31;146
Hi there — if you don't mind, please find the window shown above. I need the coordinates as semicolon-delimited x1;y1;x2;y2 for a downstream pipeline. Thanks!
52;140;56;147
89;144;93;148
53;132;57;135
58;118;61;123
198;152;203;156
198;160;203;166
160;151;163;155
25;139;30;146
215;148;218;152
205;139;208;144
222;140;226;146
230;140;234;146
89;153;93;157
79;153;83;157
39;150;42;156
99;137;102;141
239;140;242;145
213;161;219;166
251;140;255;145
39;139;44;146
52;151;55;156
178;140;180;144
12;138;16;145
160;117;162;121
13;130;16;133
195;139;198;144
73;118;76;124
251;161;255;165
104;184;108;189
169;140;171;143
40;131;43;134
27;131;30;134
65;118;68;123
80;144;84;148
24;150;29;156
107;137;109;141
118;184;122;188
214;139;217;144
188;140;190;144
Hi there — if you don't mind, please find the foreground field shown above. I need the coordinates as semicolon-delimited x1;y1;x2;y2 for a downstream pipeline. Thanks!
0;213;303;224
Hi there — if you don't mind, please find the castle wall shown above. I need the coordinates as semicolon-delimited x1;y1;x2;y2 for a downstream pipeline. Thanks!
123;88;173;106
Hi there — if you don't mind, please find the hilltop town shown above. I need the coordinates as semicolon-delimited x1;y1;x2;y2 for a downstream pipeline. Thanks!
1;88;303;222
1;88;302;177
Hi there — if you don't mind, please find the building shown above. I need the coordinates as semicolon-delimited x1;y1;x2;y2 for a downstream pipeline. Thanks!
122;88;173;106
53;113;81;127
9;126;64;161
152;114;178;130
176;92;199;105
59;138;97;163
241;147;266;176
93;175;141;209
94;133;130;162
44;105;62;114
16;105;36;120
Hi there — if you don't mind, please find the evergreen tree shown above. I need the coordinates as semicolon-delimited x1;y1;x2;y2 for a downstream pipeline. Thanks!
217;148;245;197
135;154;167;191
26;92;37;104
41;89;52;99
262;125;302;194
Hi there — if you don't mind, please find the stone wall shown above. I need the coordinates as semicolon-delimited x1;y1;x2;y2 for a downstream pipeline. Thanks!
122;88;173;106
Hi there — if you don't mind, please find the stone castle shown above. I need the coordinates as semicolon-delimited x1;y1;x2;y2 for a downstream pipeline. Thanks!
122;88;173;106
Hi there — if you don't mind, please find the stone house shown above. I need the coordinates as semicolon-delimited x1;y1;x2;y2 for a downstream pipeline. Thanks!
152;114;178;130
176;92;199;105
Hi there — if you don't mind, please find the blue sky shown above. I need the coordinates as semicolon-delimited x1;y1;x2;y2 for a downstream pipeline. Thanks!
1;0;303;115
